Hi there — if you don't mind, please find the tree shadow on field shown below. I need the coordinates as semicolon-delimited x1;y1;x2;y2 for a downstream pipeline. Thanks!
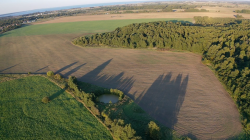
0;64;20;72
78;59;135;94
49;89;65;101
35;66;49;72
77;59;188;133
135;72;189;129
55;61;78;74
64;63;86;78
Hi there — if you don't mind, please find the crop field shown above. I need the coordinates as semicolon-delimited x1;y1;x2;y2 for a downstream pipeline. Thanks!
33;12;250;25
0;28;243;139
0;18;192;37
0;76;112;139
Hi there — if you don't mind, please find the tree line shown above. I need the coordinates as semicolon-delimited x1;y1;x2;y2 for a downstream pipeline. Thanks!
193;16;244;26
0;17;36;33
73;18;250;135
235;9;250;14
67;76;185;140
98;4;203;12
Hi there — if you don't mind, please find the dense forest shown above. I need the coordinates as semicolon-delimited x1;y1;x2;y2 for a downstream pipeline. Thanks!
73;18;250;135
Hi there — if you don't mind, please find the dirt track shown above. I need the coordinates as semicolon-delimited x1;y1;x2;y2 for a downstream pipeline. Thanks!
34;12;250;25
0;34;242;139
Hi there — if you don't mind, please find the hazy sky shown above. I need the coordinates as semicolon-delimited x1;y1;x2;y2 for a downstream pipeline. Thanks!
0;0;148;15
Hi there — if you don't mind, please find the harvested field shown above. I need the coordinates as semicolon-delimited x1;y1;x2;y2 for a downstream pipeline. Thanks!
0;34;242;139
35;12;250;25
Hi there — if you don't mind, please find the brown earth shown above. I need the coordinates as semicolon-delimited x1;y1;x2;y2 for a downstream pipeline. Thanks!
0;34;242;139
34;12;250;25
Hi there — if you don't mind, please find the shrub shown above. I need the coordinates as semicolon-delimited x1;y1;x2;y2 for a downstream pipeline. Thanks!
104;116;113;127
148;121;161;140
28;72;31;75
91;106;100;116
42;97;50;103
61;83;67;89
47;71;54;77
54;74;62;80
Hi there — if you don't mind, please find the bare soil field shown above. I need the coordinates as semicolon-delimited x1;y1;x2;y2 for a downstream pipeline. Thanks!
34;12;250;25
0;34;242;139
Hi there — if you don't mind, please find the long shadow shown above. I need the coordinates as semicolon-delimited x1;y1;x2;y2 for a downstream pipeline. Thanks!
93;72;135;93
0;64;20;72
167;20;193;24
49;89;65;101
135;72;189;129
78;59;135;94
0;72;46;74
64;63;86;78
80;59;112;80
35;66;49;72
77;60;190;138
55;61;78;74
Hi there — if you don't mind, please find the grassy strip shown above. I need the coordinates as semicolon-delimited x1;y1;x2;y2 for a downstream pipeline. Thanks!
0;18;192;37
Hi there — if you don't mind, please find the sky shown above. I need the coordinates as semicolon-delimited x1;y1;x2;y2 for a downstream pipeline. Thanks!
1;0;249;15
0;0;150;15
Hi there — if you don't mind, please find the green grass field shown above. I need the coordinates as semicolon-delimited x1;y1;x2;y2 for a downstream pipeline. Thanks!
0;18;192;37
0;76;112;139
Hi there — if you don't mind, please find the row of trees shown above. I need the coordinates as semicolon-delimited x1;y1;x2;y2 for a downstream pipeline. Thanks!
67;76;141;139
0;24;21;34
184;8;209;12
194;16;242;26
73;18;250;135
235;9;250;14
67;76;185;139
98;4;201;12
0;17;35;27
0;16;37;33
